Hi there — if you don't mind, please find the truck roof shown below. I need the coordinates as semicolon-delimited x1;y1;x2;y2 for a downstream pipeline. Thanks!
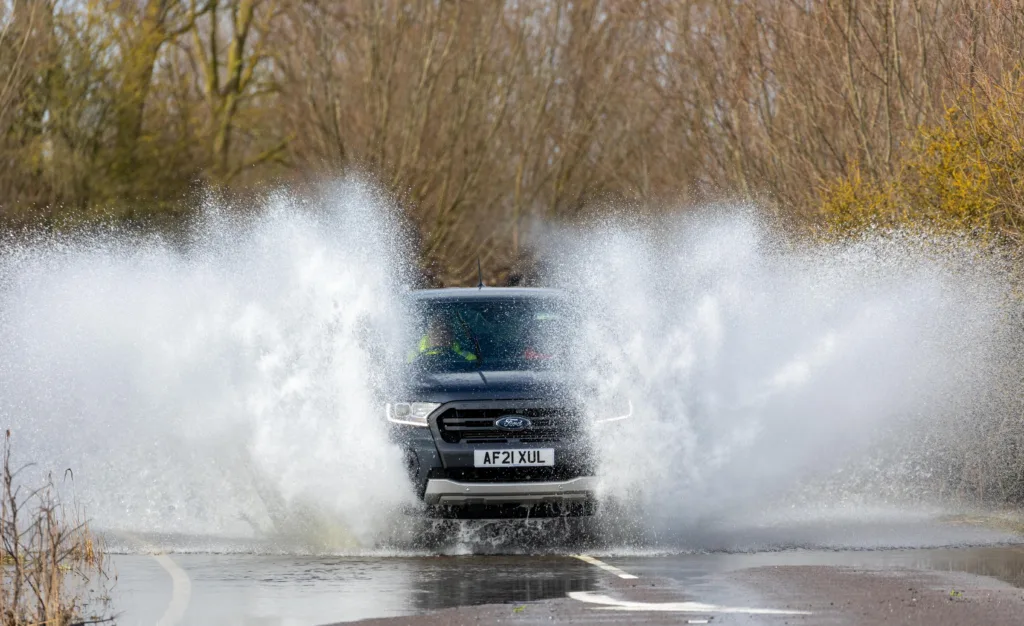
406;287;564;301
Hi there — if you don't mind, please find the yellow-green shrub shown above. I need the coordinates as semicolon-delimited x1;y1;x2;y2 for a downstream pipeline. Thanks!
820;79;1024;243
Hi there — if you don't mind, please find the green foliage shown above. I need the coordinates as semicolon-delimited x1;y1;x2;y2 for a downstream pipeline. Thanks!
820;80;1024;243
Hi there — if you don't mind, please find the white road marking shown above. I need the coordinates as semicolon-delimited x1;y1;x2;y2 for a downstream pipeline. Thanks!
568;591;812;615
114;531;193;625
153;552;192;626
573;554;638;579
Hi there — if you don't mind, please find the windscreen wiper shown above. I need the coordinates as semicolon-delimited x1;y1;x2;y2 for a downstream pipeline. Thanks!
455;312;483;365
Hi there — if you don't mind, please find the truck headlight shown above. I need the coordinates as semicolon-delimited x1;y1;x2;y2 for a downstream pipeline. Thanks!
385;402;440;427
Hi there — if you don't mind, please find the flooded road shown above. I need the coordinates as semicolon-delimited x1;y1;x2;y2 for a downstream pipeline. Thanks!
105;518;1024;625
110;553;602;624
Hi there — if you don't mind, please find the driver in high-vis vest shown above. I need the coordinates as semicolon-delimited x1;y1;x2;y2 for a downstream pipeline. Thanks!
409;316;478;362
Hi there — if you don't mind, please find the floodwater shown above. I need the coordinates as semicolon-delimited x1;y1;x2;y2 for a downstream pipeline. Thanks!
106;519;1024;626
109;552;602;625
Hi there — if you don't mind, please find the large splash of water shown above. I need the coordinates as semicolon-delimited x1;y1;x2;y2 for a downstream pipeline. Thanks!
0;189;1018;553
0;183;417;549
540;208;1018;545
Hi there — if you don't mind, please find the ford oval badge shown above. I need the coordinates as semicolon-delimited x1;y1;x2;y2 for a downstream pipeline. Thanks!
494;416;531;431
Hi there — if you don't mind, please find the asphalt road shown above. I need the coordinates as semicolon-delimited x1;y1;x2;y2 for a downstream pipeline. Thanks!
105;516;1024;626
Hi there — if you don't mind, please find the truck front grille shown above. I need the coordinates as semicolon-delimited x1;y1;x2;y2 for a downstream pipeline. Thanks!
436;407;581;444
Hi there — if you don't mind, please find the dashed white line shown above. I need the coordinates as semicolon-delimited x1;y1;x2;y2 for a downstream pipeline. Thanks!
568;591;813;615
153;552;192;626
573;554;639;579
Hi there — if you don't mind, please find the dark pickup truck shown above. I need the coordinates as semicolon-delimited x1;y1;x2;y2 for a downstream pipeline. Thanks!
381;287;630;519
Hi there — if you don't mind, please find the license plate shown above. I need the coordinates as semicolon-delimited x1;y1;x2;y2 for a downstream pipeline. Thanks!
474;449;554;467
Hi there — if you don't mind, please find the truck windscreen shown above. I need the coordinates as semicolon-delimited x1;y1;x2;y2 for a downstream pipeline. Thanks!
406;297;571;371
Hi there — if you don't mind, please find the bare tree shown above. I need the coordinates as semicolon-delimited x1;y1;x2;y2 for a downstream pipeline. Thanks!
189;0;286;181
6;0;1024;276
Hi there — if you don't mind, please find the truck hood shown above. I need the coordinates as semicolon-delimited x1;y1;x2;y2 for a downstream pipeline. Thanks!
401;369;574;403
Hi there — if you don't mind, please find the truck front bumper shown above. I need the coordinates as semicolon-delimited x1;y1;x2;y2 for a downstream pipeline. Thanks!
422;476;598;506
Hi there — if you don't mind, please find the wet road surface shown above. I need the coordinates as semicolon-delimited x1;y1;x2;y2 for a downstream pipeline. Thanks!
110;554;602;624
105;517;1024;625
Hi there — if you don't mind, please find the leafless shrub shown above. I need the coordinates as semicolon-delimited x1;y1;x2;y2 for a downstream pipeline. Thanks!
0;431;112;626
6;0;1024;280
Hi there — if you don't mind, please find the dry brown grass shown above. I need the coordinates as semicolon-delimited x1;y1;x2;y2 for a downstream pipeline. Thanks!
0;431;112;626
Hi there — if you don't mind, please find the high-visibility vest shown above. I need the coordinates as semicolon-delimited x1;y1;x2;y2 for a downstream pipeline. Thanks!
408;335;478;362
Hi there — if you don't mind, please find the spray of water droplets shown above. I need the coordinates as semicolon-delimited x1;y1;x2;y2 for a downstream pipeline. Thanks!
0;183;418;551
540;207;1019;547
0;190;1019;554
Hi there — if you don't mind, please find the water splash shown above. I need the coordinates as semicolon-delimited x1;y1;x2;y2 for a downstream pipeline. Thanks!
0;182;416;548
0;191;1019;555
540;207;1018;545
